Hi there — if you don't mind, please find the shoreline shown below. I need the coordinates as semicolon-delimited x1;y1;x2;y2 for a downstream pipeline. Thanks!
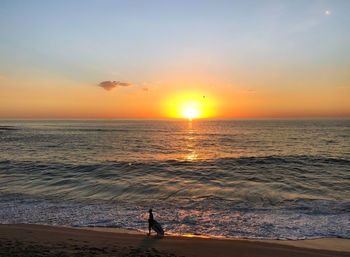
78;226;350;252
0;224;349;257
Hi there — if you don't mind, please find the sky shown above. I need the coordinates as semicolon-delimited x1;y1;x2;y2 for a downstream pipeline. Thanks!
0;0;349;119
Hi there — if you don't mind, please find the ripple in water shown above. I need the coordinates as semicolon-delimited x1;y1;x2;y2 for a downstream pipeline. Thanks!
0;119;349;239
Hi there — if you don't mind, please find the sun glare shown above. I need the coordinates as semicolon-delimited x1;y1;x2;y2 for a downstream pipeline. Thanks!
182;107;199;120
165;91;216;119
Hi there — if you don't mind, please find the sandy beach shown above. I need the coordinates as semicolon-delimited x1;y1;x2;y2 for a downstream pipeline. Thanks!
0;224;348;257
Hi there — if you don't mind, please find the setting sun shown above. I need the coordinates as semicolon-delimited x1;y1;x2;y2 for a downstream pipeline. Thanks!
182;106;199;120
177;100;203;119
164;91;217;119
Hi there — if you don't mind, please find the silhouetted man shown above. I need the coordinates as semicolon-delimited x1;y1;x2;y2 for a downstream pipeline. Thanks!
148;208;154;235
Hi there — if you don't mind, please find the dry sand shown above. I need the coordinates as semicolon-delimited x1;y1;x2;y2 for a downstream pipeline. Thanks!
0;224;348;257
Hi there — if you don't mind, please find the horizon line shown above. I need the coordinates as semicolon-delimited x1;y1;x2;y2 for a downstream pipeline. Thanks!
1;117;349;121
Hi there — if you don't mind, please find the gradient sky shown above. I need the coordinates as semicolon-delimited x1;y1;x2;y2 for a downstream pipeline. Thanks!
0;0;349;118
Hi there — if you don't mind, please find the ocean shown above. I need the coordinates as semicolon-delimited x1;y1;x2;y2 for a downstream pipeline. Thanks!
0;119;349;239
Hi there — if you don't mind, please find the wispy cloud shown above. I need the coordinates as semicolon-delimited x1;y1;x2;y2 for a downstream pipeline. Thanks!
98;81;134;91
141;81;160;92
118;82;133;87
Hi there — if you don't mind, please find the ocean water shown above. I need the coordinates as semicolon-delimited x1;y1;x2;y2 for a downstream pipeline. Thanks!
0;119;349;239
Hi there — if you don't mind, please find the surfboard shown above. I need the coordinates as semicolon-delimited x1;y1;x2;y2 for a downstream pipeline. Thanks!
152;220;164;235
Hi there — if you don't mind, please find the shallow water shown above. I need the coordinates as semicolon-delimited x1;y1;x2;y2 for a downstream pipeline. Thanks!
0;119;349;239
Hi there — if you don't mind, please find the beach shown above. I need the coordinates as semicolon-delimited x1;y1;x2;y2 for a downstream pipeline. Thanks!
0;224;349;257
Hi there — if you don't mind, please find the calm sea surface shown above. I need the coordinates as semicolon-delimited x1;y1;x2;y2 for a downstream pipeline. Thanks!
0;119;349;239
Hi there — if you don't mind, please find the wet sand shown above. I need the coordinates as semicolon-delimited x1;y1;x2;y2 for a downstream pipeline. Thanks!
0;224;348;257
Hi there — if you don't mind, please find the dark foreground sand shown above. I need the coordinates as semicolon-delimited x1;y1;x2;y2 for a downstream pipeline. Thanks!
0;224;348;257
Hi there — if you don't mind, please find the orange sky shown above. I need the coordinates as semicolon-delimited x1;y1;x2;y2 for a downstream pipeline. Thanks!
0;75;349;119
1;1;349;119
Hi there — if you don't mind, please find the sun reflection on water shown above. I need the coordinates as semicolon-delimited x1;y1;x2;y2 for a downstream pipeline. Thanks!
186;153;198;161
183;120;199;161
181;234;211;239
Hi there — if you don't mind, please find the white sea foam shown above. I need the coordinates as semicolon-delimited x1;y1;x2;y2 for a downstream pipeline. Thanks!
0;198;349;239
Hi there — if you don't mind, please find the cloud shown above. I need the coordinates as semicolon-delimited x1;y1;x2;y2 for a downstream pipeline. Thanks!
98;81;119;91
98;81;134;91
118;82;133;87
141;82;160;92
